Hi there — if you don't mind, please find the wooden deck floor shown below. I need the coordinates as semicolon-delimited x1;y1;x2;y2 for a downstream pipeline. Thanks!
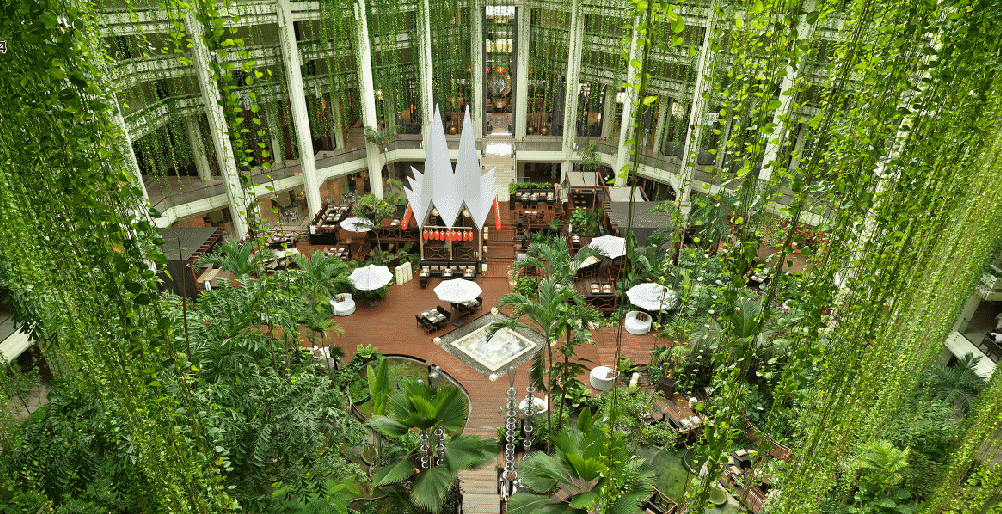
284;201;664;511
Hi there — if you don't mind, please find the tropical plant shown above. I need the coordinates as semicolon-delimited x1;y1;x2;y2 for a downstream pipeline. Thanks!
844;440;915;512
355;194;397;263
507;408;655;514
290;249;354;306
515;234;601;285
920;352;987;415
367;379;496;513
491;277;601;449
196;239;275;278
578;141;601;172
688;191;739;252
569;209;603;236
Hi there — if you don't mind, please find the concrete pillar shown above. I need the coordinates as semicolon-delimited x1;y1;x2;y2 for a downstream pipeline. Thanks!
514;6;531;139
470;0;484;139
714;115;734;169
601;86;616;140
184;114;212;180
676;7;717;217
112;95;151;207
788;122;808;172
278;0;322;216
266;102;286;166
184;13;249;239
758;65;799;181
561;0;585;170
332;92;346;149
652;96;669;156
355;0;384;198
614;18;642;186
418;0;435;150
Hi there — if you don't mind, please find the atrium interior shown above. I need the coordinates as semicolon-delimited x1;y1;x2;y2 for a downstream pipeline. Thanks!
2;0;1002;513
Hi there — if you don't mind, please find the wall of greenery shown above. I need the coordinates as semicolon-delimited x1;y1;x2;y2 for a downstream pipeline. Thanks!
606;0;1002;512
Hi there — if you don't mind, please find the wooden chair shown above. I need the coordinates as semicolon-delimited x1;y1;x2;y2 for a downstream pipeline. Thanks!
416;314;435;334
436;306;452;323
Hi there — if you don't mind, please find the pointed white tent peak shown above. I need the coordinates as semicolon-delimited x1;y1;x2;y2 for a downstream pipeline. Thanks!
474;167;497;229
455;106;482;223
428;106;462;228
406;104;496;230
403;167;430;229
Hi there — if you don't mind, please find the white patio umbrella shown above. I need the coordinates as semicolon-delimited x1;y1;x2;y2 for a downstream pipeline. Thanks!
588;235;626;259
341;216;375;232
434;278;482;304
349;264;393;291
626;283;677;311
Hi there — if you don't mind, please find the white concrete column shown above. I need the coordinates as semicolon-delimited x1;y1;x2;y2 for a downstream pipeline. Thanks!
470;0;484;139
355;0;384;198
514;6;531;139
418;0;435;149
614;18;642;186
677;7;717;216
112;95;151;206
278;0;322;216
184;13;249;239
332;92;346;149
714;114;734;168
184;114;212;180
652;96;669;156
561;0;584;164
601;86;616;140
788;122;808;171
265;102;286;166
758;65;799;181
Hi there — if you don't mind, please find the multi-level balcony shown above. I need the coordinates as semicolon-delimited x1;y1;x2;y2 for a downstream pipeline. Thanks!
125;94;203;138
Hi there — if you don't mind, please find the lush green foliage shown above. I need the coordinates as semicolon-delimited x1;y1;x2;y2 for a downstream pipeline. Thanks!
367;379;495;513
507;408;655;514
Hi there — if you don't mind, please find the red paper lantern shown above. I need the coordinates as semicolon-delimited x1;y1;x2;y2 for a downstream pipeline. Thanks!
451;231;458;242
423;229;428;240
467;231;473;241
435;230;441;241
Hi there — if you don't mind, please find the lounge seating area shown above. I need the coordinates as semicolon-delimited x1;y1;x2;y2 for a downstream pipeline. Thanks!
419;262;479;285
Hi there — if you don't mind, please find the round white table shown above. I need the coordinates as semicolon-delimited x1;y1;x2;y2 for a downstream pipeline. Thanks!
624;310;652;335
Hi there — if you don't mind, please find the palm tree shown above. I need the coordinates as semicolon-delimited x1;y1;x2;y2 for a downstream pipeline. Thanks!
922;352;987;415
290;249;354;310
367;379;496;513
507;408;655;514
515;234;601;285
196;240;274;277
490;278;600;451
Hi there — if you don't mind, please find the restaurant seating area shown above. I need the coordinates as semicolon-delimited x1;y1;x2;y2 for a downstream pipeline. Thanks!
417;306;452;333
452;296;483;320
266;231;296;249
309;204;352;245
